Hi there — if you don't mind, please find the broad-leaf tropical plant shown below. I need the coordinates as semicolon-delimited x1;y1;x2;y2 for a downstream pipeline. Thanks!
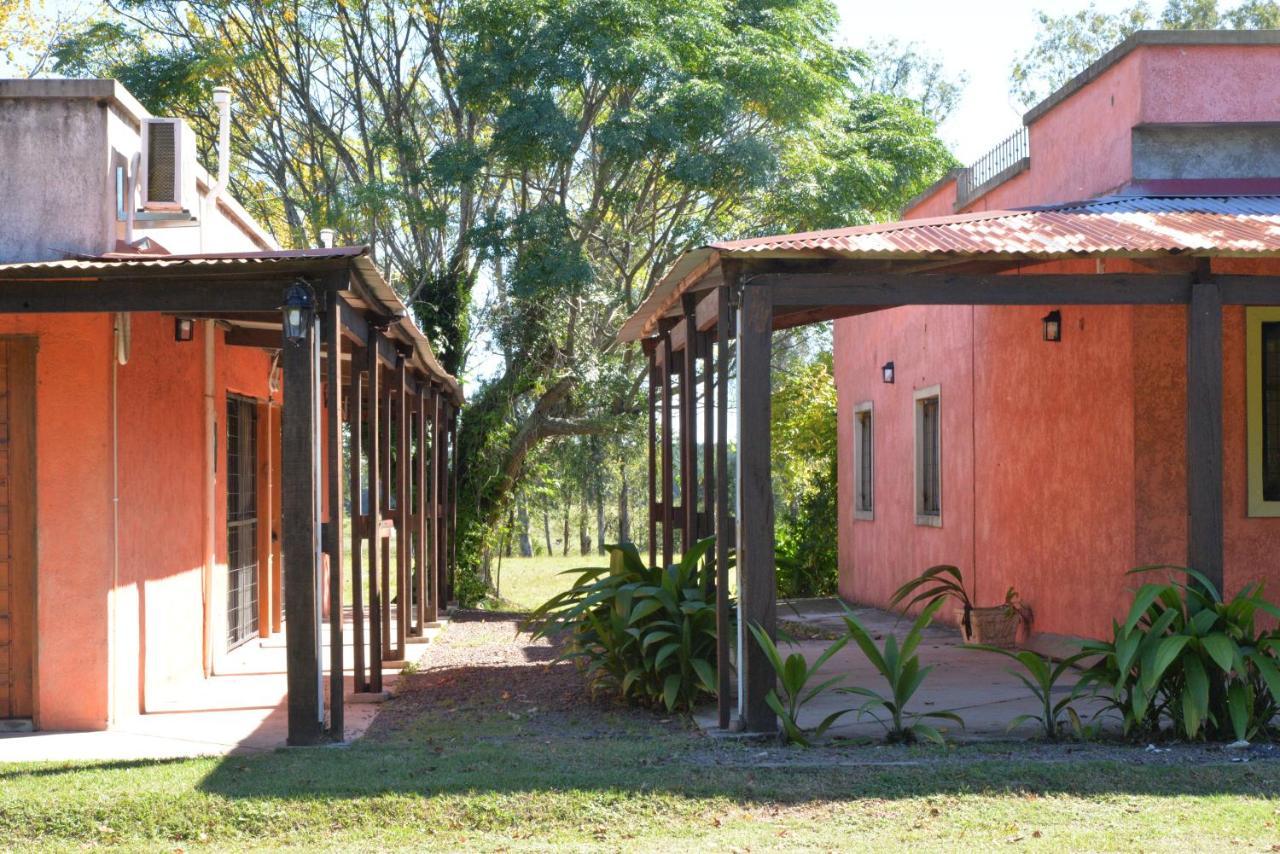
839;599;964;744
964;644;1089;740
525;538;725;712
748;623;849;746
1079;565;1280;741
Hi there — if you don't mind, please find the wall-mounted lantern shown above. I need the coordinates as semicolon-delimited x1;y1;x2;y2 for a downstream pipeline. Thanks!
174;317;194;342
281;280;315;344
1042;310;1062;342
882;361;895;384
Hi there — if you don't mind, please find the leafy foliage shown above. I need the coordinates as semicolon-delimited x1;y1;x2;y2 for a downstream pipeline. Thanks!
965;645;1089;740
525;539;724;712
1011;0;1280;108
839;599;964;744
1078;566;1280;741
748;624;849;746
773;350;838;598
889;564;976;636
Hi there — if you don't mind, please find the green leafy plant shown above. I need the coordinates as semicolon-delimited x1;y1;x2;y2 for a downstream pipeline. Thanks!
748;623;849;746
524;538;725;712
890;564;1025;638
839;599;963;744
1079;565;1280;741
964;644;1088;740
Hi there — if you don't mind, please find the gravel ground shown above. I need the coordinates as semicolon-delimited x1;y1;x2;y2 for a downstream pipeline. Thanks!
364;610;1280;771
364;610;692;742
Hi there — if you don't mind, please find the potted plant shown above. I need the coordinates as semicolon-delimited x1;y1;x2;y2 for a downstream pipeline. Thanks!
889;565;1029;648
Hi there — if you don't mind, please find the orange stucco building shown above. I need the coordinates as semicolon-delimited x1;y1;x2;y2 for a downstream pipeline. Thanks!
621;30;1280;732
0;80;461;738
834;31;1280;641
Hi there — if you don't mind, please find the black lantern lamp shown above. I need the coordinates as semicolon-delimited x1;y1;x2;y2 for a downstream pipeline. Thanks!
281;280;315;344
174;317;194;342
882;361;895;384
1042;309;1062;342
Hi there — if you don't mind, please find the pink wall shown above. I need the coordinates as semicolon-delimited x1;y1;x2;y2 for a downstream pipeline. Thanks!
836;41;1280;638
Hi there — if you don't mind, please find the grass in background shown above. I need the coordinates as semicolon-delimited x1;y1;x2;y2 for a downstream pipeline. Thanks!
489;552;606;612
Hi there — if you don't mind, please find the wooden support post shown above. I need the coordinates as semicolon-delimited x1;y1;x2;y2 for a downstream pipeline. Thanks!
1188;266;1225;593
701;328;714;543
324;293;345;738
448;407;459;604
380;376;394;660
661;332;675;566
349;363;366;692
366;331;384;692
430;389;443;619
681;296;698;547
395;356;410;658
415;388;429;631
714;281;733;730
270;405;284;635
646;342;658;567
283;300;324;745
256;401;273;638
737;282;776;734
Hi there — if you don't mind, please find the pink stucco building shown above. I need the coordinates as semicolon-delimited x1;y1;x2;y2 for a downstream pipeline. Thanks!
835;31;1280;641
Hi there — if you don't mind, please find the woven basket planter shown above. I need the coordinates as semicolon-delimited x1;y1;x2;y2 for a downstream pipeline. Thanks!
962;606;1020;648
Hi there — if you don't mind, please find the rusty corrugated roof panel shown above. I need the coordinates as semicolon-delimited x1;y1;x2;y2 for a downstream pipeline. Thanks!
0;246;462;400
617;195;1280;342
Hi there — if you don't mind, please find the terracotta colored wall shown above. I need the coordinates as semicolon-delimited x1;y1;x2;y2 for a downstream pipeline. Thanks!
837;43;1280;638
0;315;112;730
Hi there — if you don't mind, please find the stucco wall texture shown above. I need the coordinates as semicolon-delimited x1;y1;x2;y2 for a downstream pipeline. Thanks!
836;41;1280;639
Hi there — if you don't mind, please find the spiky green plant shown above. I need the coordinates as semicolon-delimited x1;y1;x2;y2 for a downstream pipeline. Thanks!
748;624;849;746
964;644;1088;740
839;599;963;744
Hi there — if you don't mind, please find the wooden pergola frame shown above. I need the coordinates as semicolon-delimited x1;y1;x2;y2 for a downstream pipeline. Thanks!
640;254;1260;734
0;253;462;746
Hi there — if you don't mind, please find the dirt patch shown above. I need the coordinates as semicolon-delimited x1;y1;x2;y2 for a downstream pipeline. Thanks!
364;610;690;741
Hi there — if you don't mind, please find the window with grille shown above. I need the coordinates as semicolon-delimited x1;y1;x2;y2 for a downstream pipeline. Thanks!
1247;309;1280;516
854;402;873;519
226;395;259;649
915;387;942;526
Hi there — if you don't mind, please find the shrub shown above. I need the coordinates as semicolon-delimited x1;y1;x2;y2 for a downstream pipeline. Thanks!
965;644;1088;740
839;599;963;744
524;538;724;712
749;623;850;746
1079;566;1280;741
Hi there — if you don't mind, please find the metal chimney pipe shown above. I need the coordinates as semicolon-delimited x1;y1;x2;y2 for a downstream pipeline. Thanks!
212;86;232;193
319;227;336;248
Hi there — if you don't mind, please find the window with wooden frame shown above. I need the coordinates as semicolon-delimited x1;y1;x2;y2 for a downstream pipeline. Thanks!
1247;308;1280;516
853;401;874;520
914;385;942;526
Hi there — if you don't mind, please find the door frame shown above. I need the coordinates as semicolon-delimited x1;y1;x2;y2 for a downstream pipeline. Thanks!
1;336;37;723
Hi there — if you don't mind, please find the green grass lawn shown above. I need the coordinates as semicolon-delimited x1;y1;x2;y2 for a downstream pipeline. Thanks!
488;552;605;611
3;716;1280;850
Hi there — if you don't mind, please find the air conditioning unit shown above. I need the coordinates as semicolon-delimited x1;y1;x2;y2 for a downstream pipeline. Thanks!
138;117;197;218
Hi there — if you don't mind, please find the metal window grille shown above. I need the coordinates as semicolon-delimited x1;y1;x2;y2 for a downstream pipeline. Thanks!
919;397;940;516
1263;324;1280;502
856;409;873;512
226;396;259;649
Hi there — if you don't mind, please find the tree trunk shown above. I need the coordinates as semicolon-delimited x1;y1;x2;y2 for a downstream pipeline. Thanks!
579;495;591;556
517;500;533;558
561;500;570;557
594;477;606;555
618;463;630;546
542;507;553;556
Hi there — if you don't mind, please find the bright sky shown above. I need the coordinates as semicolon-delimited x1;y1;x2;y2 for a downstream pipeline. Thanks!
835;0;1141;162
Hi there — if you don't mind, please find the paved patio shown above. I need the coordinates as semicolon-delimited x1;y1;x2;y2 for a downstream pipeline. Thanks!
0;612;445;762
697;598;1106;741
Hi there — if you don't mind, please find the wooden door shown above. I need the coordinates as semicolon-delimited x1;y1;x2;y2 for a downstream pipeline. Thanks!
0;339;35;720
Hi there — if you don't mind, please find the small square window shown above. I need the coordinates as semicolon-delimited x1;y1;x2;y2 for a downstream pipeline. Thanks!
854;402;873;520
1246;308;1280;516
914;386;942;526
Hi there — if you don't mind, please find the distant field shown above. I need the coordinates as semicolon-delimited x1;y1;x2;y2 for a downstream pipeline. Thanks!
488;552;610;611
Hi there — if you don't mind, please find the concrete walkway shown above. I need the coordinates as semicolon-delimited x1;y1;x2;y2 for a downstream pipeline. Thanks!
697;598;1105;741
0;613;445;763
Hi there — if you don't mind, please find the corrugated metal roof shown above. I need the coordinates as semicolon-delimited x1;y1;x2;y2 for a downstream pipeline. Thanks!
0;246;462;401
618;195;1280;342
